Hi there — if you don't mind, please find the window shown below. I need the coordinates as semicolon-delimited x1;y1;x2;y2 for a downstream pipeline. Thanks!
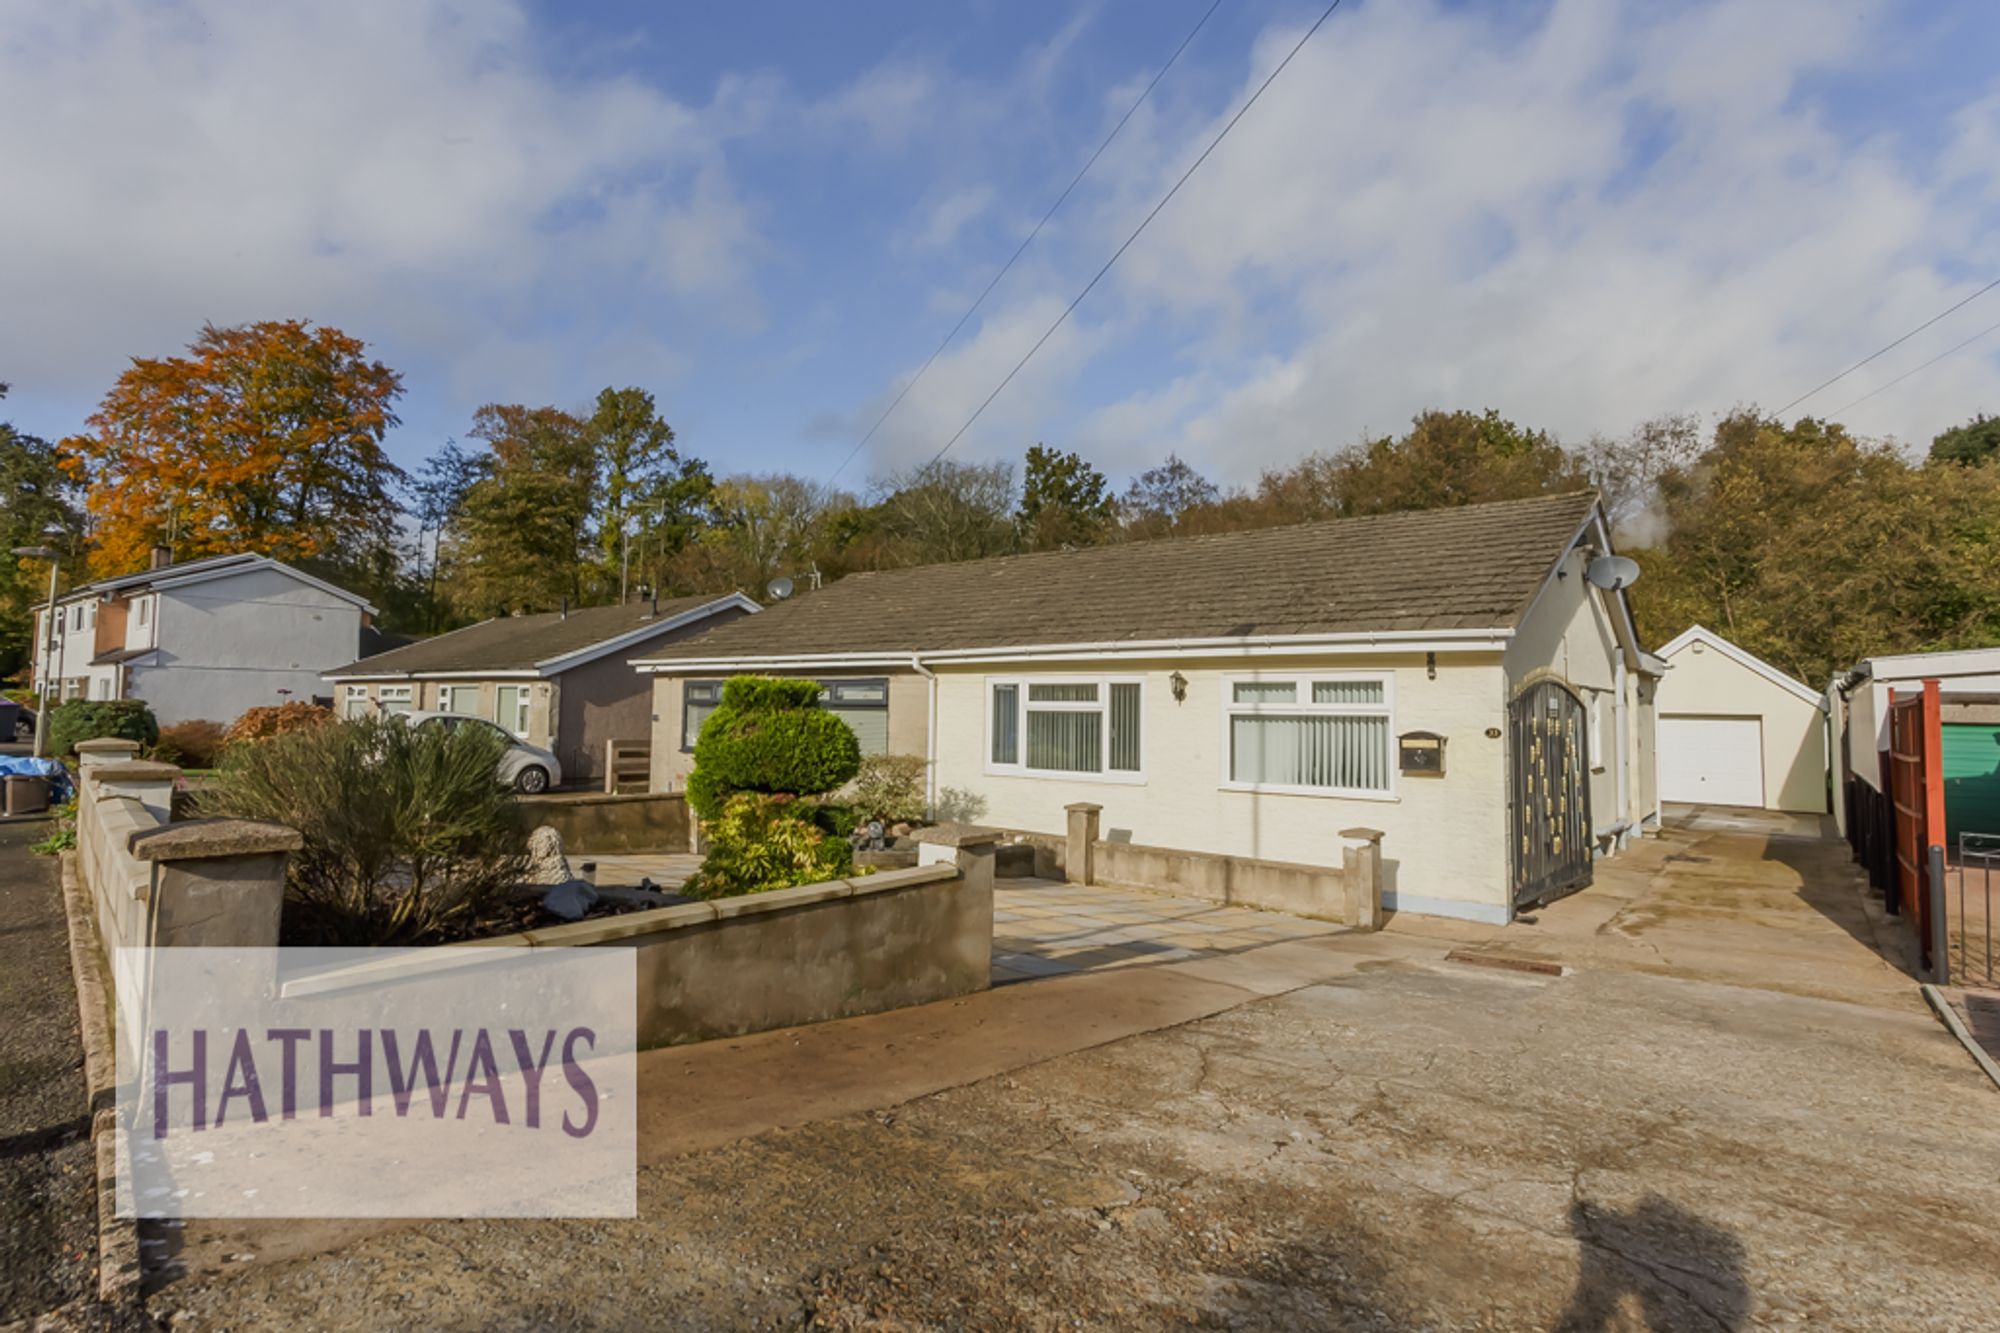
819;679;890;756
987;678;1143;779
63;678;82;701
378;685;413;717
136;598;149;626
1588;691;1610;773
439;684;480;715
70;606;82;632
495;684;530;737
1224;673;1393;797
682;681;722;752
343;686;369;721
681;677;892;756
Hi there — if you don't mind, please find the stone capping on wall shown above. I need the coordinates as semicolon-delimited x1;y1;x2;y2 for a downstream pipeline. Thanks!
73;737;143;757
129;817;303;862
277;862;966;1000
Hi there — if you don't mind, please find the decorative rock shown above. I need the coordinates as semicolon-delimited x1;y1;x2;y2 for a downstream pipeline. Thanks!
541;878;598;921
523;825;572;886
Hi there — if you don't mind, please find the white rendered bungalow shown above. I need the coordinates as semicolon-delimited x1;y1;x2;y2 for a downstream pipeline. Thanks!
635;493;1662;925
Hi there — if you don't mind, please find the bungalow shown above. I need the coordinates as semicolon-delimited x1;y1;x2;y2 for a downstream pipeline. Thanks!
325;593;757;787
634;492;1662;924
31;548;381;726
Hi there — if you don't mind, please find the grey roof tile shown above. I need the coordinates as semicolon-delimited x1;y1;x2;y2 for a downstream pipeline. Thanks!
639;492;1599;663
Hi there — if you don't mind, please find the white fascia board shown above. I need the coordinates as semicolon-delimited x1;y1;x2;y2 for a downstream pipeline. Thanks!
533;593;761;676
1658;624;1825;707
631;628;1514;675
1853;646;2000;681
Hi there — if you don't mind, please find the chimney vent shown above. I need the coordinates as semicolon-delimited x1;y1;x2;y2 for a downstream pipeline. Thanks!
150;544;172;570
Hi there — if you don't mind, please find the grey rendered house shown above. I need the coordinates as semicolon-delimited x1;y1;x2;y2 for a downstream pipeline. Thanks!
324;593;757;786
634;493;1663;924
33;549;380;725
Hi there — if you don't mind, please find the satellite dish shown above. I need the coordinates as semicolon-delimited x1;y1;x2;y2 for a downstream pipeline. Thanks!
1586;555;1642;591
767;576;795;601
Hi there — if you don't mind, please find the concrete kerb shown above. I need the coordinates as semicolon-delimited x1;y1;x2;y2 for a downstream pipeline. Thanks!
56;851;143;1310
1921;983;2000;1091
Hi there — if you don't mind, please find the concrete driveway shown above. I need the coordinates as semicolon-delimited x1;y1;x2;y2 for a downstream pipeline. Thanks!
147;810;2000;1330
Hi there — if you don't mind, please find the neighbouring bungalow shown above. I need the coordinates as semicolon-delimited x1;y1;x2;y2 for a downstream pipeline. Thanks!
1653;625;1830;814
32;547;385;726
324;593;757;786
634;492;1663;924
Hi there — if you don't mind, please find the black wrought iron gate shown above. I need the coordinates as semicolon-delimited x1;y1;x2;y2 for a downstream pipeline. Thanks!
1509;679;1593;908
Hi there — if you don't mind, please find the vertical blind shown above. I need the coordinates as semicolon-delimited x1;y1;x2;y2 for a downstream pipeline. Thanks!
1231;714;1390;790
991;680;1142;775
991;684;1019;764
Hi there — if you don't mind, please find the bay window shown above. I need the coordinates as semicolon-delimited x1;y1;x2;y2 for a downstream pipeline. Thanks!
1224;673;1393;797
987;678;1143;779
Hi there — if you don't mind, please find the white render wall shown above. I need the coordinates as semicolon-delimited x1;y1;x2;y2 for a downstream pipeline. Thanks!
128;567;364;725
929;652;1516;923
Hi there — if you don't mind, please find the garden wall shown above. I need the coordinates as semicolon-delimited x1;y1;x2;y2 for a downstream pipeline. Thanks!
463;850;994;1048
516;790;691;853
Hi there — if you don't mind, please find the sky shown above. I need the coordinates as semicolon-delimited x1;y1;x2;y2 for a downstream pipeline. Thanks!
5;0;2000;495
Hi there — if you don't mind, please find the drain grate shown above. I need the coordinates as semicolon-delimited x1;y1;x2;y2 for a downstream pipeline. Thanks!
1445;949;1564;977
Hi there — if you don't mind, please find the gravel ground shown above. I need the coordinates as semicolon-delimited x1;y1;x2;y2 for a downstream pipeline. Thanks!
148;955;2000;1331
0;818;98;1323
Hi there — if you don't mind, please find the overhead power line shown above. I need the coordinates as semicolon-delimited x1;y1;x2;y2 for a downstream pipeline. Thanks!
1828;314;2000;418
920;0;1348;474
1775;276;2000;416
828;0;1225;484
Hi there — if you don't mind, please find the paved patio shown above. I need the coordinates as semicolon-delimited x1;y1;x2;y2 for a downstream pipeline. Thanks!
586;854;1340;983
991;876;1339;981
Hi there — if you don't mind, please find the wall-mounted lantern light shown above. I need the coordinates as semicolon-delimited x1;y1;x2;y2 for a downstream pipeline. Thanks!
1169;670;1188;703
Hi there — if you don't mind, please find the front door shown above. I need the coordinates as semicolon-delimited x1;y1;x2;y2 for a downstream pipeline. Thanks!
1510;679;1593;908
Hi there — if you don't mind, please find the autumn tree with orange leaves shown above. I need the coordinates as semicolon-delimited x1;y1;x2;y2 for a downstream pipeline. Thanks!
59;320;406;578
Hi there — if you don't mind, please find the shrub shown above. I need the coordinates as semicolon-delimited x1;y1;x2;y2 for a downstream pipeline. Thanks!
227;701;334;745
47;699;159;757
849;753;928;825
686;674;861;820
934;786;989;824
151;719;228;769
683;793;855;899
30;797;77;856
811;800;863;840
203;714;527;945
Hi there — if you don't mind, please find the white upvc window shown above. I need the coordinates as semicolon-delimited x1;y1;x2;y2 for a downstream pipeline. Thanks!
495;684;531;738
136;597;150;626
1221;672;1395;799
343;686;369;721
439;683;481;715
986;677;1144;781
378;685;413;717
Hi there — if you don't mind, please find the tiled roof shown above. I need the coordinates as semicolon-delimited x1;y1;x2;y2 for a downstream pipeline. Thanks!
328;594;746;676
638;491;1600;664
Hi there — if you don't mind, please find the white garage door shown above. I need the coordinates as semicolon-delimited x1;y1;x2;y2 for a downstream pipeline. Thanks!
1659;715;1764;808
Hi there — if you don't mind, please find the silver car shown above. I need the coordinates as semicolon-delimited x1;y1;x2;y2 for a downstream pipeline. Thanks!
405;710;563;793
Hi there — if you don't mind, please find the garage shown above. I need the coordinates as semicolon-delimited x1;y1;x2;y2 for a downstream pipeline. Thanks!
1660;715;1764;806
1654;626;1829;814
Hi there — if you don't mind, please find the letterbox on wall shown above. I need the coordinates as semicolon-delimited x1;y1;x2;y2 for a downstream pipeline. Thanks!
1398;731;1446;777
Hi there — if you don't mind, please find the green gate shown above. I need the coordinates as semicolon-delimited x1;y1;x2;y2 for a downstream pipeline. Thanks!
1942;723;2000;849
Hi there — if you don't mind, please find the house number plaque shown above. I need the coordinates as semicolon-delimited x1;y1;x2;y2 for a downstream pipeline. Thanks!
1398;731;1446;776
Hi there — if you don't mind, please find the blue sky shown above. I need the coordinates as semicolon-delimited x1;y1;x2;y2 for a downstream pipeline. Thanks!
5;0;2000;495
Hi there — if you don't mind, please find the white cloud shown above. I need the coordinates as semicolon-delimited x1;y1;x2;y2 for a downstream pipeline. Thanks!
914;185;997;251
857;0;2000;482
0;0;763;422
